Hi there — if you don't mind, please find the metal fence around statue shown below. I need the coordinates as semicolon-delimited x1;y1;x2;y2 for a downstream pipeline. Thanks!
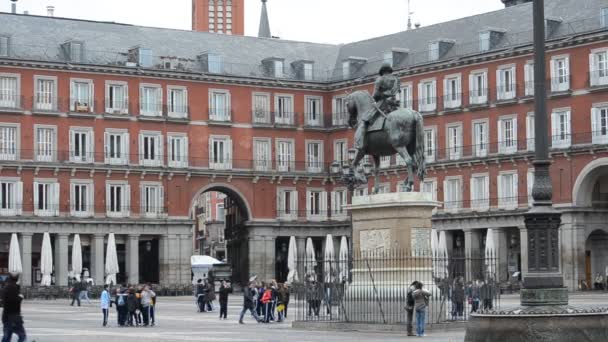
291;249;500;326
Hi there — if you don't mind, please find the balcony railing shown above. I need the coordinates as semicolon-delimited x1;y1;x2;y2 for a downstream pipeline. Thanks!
590;70;608;88
496;85;516;101
273;111;297;126
276;210;347;222
140;102;163;117
550;75;571;93
209;107;232;122
469;89;489;106
0;94;23;110
332;112;350;127
443;93;462;109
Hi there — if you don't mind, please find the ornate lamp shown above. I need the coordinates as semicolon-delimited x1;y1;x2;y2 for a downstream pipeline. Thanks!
330;161;341;175
347;148;357;162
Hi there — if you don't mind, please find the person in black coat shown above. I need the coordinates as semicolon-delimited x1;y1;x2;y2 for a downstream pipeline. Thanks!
238;282;261;324
218;281;232;320
1;274;26;342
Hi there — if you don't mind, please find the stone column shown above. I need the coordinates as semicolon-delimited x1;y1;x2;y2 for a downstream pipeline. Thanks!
265;236;276;281
464;229;481;280
158;234;167;285
248;237;267;281
91;233;105;285
179;234;193;284
519;226;528;279
54;233;69;286
296;237;306;282
127;234;140;285
20;233;33;286
495;228;509;283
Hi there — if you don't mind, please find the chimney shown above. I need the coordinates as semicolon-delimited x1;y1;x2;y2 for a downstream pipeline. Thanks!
47;5;55;17
258;0;271;38
10;0;18;14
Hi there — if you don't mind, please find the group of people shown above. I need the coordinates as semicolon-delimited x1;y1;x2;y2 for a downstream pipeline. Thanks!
195;278;234;319
239;280;290;324
69;278;92;306
100;284;157;327
449;277;496;319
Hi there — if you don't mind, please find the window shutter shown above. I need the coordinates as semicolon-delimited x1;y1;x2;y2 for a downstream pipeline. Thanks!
208;138;214;167
331;191;336;215
87;130;94;162
469;73;475;102
550;60;557;90
104;132;109;162
138;134;144;165
291;190;298;219
53;183;60;216
443;78;448;105
496;69;502;99
442;179;448;207
33;182;39;213
306;190;311;220
456;77;462;104
140;185;145;216
484;176;489;208
417;83;424;111
159;186;164;215
512;173;519;208
470;177;475;209
122;133;129;164
321;191;328;219
431;80;437;105
590;53;597;86
156;135;163;165
87;183;94;215
592;108;599;138
497;175;503;207
226;138;232;168
124;184;131;216
70;82;76;111
551;113;558;146
15;181;22;215
277;190;284;217
105;183;111;214
527;171;534;206
69;130;74;159
182;136;188;166
70;183;75;216
139;86;145;114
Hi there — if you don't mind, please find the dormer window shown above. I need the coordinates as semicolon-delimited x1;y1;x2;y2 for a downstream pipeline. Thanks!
198;53;223;73
428;39;455;62
304;63;313;81
601;8;608;28
291;60;315;81
342;61;350;79
62;41;85;63
479;32;491;52
128;47;153;68
262;58;286;78
545;18;562;38
383;52;393;67
429;42;440;61
342;57;367;80
0;36;9;57
274;60;284;78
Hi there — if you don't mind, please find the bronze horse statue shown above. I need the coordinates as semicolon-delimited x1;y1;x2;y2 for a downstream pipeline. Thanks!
347;90;426;193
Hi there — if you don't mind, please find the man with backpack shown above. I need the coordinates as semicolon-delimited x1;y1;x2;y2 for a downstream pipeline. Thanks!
405;281;420;337
115;286;128;326
70;278;82;307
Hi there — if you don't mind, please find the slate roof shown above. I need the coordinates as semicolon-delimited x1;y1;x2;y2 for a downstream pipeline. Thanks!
0;0;605;82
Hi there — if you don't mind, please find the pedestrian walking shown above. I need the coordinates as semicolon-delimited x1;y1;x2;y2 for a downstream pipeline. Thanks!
218;281;232;320
79;279;92;304
405;281;419;336
140;285;156;326
70;277;81;306
413;281;431;337
205;279;216;312
126;288;138;327
1;274;26;342
452;277;465;320
100;284;111;327
239;282;261;324
195;279;206;312
276;283;288;323
149;288;157;326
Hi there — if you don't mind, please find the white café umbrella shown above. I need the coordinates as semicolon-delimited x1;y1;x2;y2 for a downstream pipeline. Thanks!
437;230;449;280
338;236;349;283
8;233;22;275
71;234;83;281
324;234;335;283
305;237;316;281
485;229;496;281
430;229;439;278
105;233;119;285
40;232;53;286
286;236;298;284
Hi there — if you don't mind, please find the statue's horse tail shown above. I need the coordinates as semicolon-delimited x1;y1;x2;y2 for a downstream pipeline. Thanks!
413;111;426;181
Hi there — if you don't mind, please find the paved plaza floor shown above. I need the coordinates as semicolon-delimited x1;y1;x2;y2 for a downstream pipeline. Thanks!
10;293;608;342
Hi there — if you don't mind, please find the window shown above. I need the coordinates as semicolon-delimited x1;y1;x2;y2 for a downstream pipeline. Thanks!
167;87;188;118
306;141;323;173
276;140;294;172
590;49;608;87
277;188;298;220
275;95;294;125
0;36;8;57
105;82;128;114
305;96;322;126
380;156;391;168
70;79;93;112
470;174;489;210
524;62;535;96
304;63;314;81
216;203;225;222
443;75;461;109
498;117;517;154
35;126;56;162
551;109;571;148
424;128;436;163
331;189;347;220
209;136;232;169
526;114;535;151
527;169;534;206
551;56;570;92
70;181;93;217
497;66;516;100
418;79;437;112
252;93;271;124
106;182;130;217
473;121;488;158
498;172;518;209
398;83;413;109
140;85;162;116
443;177;461;212
34;76;56;111
0;74;19;109
306;189;328;220
429;42;439;61
479;32;491;52
342;61;350;79
139;132;163;167
334;139;348;163
383;52;393;66
208;54;223;73
353;186;368;198
67;42;84;63
0;124;18;161
274;60;284;78
332;96;348;126
69;127;94;163
592;106;608;144
602;8;608;28
34;181;59;216
168;134;188;168
0;178;22;216
209;90;231;121
447;124;462;160
469;71;488;105
253;138;272;171
422;179;437;201
141;183;164;217
104;130;129;165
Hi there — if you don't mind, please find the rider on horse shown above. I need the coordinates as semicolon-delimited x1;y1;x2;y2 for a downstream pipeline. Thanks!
354;63;401;151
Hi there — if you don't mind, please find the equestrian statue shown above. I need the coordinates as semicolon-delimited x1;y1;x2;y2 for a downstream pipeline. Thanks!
347;63;426;193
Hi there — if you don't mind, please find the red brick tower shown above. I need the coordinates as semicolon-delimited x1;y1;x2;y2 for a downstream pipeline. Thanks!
192;0;244;35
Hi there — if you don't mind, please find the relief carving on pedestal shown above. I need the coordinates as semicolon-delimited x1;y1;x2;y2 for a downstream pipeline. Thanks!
360;229;391;253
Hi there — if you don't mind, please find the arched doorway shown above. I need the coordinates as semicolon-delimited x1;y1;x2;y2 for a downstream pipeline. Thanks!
585;229;608;289
190;184;251;286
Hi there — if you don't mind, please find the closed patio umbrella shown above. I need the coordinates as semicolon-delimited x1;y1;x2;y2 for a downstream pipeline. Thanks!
431;229;439;278
485;229;496;281
8;233;22;275
324;234;335;283
437;230;449;280
105;233;119;285
71;234;82;281
338;236;349;283
40;232;53;286
287;236;298;284
305;237;316;281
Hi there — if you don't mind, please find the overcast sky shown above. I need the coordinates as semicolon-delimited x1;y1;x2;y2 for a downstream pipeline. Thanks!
2;0;504;44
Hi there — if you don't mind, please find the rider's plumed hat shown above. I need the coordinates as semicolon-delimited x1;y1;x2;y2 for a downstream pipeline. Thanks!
379;63;393;76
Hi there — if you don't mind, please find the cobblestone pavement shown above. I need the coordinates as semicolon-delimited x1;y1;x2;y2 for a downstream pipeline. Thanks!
12;292;608;342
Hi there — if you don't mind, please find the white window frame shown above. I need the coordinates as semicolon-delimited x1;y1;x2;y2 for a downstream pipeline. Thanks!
34;124;57;162
306;188;328;221
421;178;438;210
106;181;130;218
469;70;488;105
353;186;369;198
305;140;324;173
69;127;94;163
424;127;436;163
69;78;94;112
0;36;8;57
105;81;129;114
167;133;188;168
524;61;535;96
498;171;519;209
140;182;164;218
274;60;284;78
446;123;463;161
276;139;295;172
550;55;570;92
139;84;163;117
104;129;129;165
498;115;518;154
602;8;608;28
590;48;608;87
527;168;535;207
443;176;462;212
398;82;413;110
472;119;488;158
252;92;271;124
526;113;535;151
333;139;348;164
332;96;348;126
209;135;232;170
443;74;462;109
331;187;348;221
70;179;93;217
551;108;571;149
0;177;22;216
274;94;294;125
379;156;391;169
496;65;516;101
0;73;20;109
277;187;298;220
429;42;440;61
479;31;491;52
33;179;59;217
209;89;231;121
253;137;272;171
167;86;188;118
470;173;489;211
342;61;350;80
34;75;57;112
138;131;163;167
592;104;608;144
305;96;323;127
303;63;314;81
0;123;19;161
418;79;437;112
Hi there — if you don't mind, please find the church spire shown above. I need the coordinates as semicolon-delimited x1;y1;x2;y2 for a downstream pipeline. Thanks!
258;0;271;38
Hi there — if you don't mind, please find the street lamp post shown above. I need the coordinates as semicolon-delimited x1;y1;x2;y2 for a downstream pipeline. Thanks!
330;148;372;195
